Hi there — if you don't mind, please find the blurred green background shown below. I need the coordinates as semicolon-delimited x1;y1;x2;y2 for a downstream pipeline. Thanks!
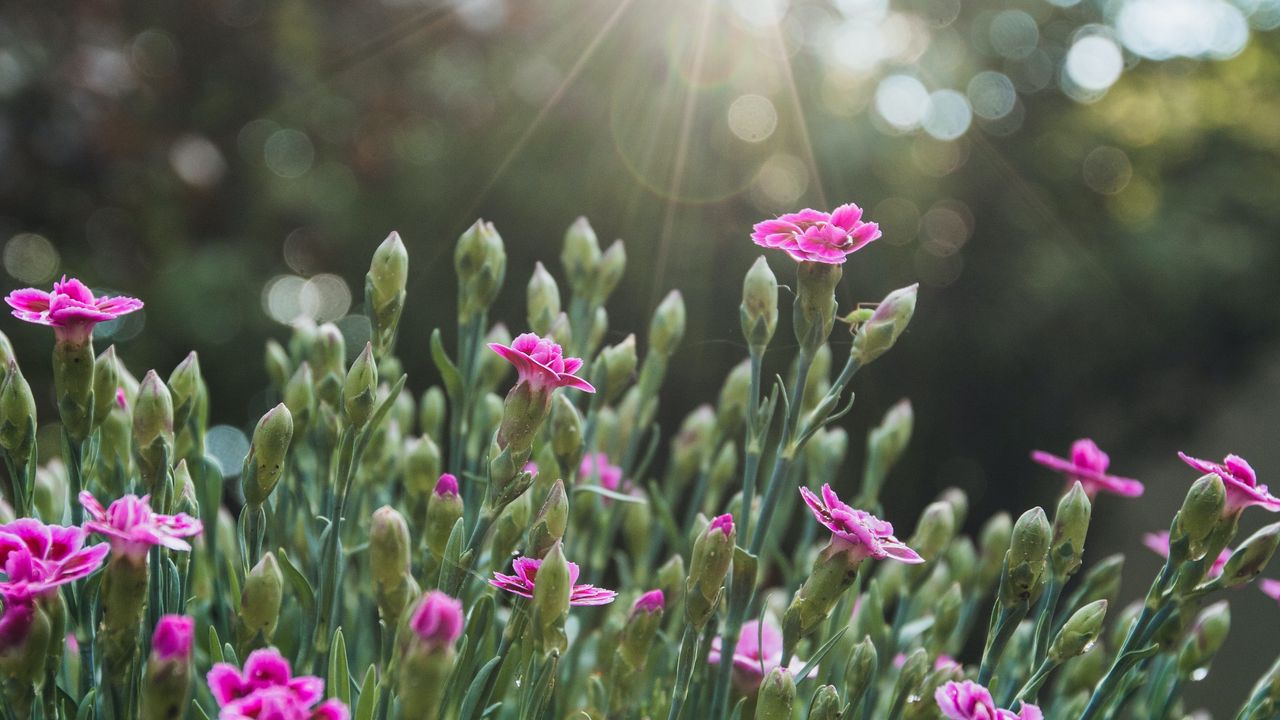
3;0;1280;712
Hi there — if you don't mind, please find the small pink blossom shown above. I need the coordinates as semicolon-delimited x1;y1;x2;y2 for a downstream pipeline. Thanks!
1144;531;1231;578
434;473;459;497
488;333;594;393
1178;452;1280;514
5;276;143;345
708;617;813;691
490;556;617;606
1031;439;1144;499
410;591;464;650
207;648;348;720
151;614;194;661
79;491;203;561
579;452;622;494
750;204;881;264
935;680;1043;720
0;519;108;602
708;513;734;537
632;589;664;614
798;485;923;564
1261;579;1280;603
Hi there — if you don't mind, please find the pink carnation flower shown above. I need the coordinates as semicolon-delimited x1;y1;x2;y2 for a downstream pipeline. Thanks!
1144;531;1231;578
5;276;143;345
490;556;617;606
151;614;195;661
750;204;881;264
1178;452;1280;515
79;491;203;561
410;591;464;650
0;519;108;601
935;680;1043;720
708;617;814;691
579;452;622;493
1030;439;1144;499
489;333;594;393
208;648;348;720
798;484;923;563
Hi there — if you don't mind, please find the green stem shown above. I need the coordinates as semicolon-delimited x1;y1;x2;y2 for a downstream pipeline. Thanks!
978;602;1028;686
666;624;700;720
1013;657;1057;705
1029;576;1063;673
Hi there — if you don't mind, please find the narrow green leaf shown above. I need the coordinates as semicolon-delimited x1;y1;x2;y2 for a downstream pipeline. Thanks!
354;664;378;720
458;656;503;720
277;549;316;615
208;626;225;665
329;628;351;708
430;329;463;399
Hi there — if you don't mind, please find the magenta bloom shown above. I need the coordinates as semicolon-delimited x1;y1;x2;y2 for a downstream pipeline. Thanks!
798;485;923;563
0;519;109;601
410;591;464;650
208;648;348;720
935;680;1043;720
708;617;813;691
79;491;203;560
1179;452;1280;514
708;513;734;537
151;614;195;661
434;473;459;497
579;452;622;493
750;204;881;264
1144;531;1231;578
632;589;664;614
1031;439;1144;499
488;333;594;393
490;556;617;606
1261;579;1280;603
5;276;143;345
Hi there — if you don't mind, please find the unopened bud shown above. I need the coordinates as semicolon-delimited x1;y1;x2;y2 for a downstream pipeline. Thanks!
368;231;408;356
264;340;291;392
596;239;627;304
283;362;315;437
236;553;283;650
851;283;917;365
588;306;608;357
671;405;716;487
311;323;346;389
741;256;779;352
716;360;752;438
141;615;194;720
167;352;201;430
528;481;570;559
937;486;968;530
549;393;584;474
92;345;121;430
426;474;464;557
397;592;463;720
845;636;878;709
594;334;637;403
686;514;734;627
527;261;562;335
405;435;442;499
455;219;507;316
978;513;1013;590
1051;481;1093;579
649;290;686;358
343;343;378;429
1002;507;1050;607
1178;600;1229;680
133;370;174;450
243;404;293;505
561;217;603;298
1050;599;1107;662
1218;522;1280;589
910;501;956;564
756;667;797;720
532;543;572;653
793;261;841;352
656;554;685;611
888;649;929;716
371;505;413;585
419;386;446;441
709;442;738;495
932;583;963;650
0;359;36;462
619;590;664;669
1176;474;1227;557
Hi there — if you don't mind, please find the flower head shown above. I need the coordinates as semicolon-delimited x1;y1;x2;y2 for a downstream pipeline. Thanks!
151;614;195;661
0;519;108;602
798;484;923;563
579;452;622;493
1144;531;1231;578
490;556;617;606
935;680;1043;720
79;491;203;561
5;276;143;345
207;648;348;720
750;204;881;264
434;473;459;497
1179;452;1279;514
632;589;664;615
1031;439;1144;499
708;617;814;691
489;333;594;393
410;591;464;650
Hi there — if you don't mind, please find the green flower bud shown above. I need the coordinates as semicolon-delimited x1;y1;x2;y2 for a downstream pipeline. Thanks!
1051;481;1093;579
715;360;752;439
283;362;315;438
371;506;419;625
978;513;1013;590
937;486;968;530
140;618;195;720
1175;474;1227;558
419;386;446;441
477;324;513;395
0;331;13;375
264;339;291;393
1050;599;1107;662
287;317;318;364
1218;521;1280;589
649;290;686;358
133;370;174;451
368;231;408;356
588;306;609;357
593;334;637;404
844;636;878;711
756;667;797;720
405;435;442;499
851;581;889;654
426;475;464;558
242;404;294;506
709;441;738;496
909;501;956;565
741;256;779;352
686;515;735;628
1001;507;1051;607
946;537;978;588
596;239;627;304
100;553;148;680
670;405;716;488
0;359;36;463
655;554;685;612
1178;600;1229;680
529;481;569;559
888;648;929;718
549;393;584;476
784;540;866;657
343;343;378;429
931;583;963;651
791;262;841;354
851;283;917;365
561;217;603;298
311;323;346;391
622;497;652;559
549;311;573;353
0;598;52;710
167;351;201;431
236;552;283;651
92;345;121;431
455;219;506;316
532;542;572;653
53;333;96;441
618;590;664;671
527;261;562;335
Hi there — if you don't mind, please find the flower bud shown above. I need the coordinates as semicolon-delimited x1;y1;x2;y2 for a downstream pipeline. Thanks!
0;331;12;374
709;442;738;496
808;685;841;720
532;542;572;653
686;514;734;628
419;386;446;441
405;435;442;499
793;262;841;352
909;501;956;564
851;283;917;365
622;497;652;559
311;323;346;390
0;600;52;704
670;405;716;488
397;592;464;720
242;404;293;506
371;506;414;589
141;615;194;720
1069;553;1125;612
844;636;878;709
527;261;562;335
595;239;627;302
53;333;96;441
92;345;121;430
888;648;928;717
528;481;570;559
133;370;175;451
741;256;779;352
549;312;573;353
343;343;378;429
561;217;603;298
1001;507;1051;607
426;474;464;558
236;552;283;651
1218;522;1280;589
618;590;664;670
851;581;889;654
1178;600;1229;680
0;359;35;463
937;486;968;530
549;393;584;475
756;667;797;720
946;538;978;589
784;538;866;657
264;339;291;393
368;231;408;356
1051;481;1093;579
287;316;318;363
649;291;686;359
716;360;752;438
593;334;637;404
656;554;686;611
1050;599;1107;663
278;362;314;439
1175;474;1227;557
978;512;1013;591
456;219;507;316
932;583;963;651
167;351;201;431
588;306;609;357
477;324;513;394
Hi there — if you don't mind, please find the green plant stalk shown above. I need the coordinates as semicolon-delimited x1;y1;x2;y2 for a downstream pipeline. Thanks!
665;622;704;720
62;430;85;526
1013;657;1058;705
1028;575;1063;673
977;602;1028;686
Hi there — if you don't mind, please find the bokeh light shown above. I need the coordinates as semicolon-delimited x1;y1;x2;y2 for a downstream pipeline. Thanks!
1064;33;1125;93
4;234;59;284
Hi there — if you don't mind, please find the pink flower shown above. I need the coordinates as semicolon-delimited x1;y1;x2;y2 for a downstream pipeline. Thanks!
0;599;39;654
79;491;203;561
1144;531;1231;578
410;591;464;650
632;589;664;614
935;680;1042;720
708;513;734;537
5;276;143;345
798;485;923;564
1178;452;1280;514
208;648;348;720
1030;439;1144;499
0;519;108;601
708;617;814;691
579;453;622;494
490;556;617;606
1261;579;1280;602
151;614;194;661
434;473;459;497
488;333;594;393
750;204;881;264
